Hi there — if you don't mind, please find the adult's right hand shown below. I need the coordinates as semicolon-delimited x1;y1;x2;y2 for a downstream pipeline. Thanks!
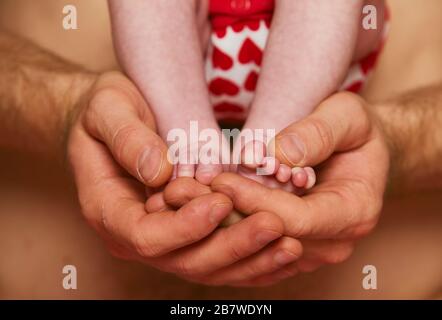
67;72;299;284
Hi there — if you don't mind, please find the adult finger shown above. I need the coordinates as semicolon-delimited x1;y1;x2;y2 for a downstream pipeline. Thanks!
145;192;172;213
193;237;302;285
271;92;372;167
231;262;300;287
300;239;354;265
163;177;245;227
70;128;233;259
83;73;173;187
102;192;233;258
211;173;376;239
253;240;355;282
163;177;211;208
156;212;285;276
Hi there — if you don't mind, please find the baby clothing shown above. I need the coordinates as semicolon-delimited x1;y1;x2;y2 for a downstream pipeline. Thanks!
206;0;389;122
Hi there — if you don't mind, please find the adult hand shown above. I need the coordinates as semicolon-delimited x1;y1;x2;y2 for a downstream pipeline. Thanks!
209;92;390;286
146;177;303;286
68;72;301;284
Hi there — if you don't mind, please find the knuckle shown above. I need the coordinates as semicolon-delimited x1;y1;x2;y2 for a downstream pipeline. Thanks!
241;259;267;280
132;229;162;259
307;117;335;156
337;178;383;239
100;203;112;233
228;239;245;261
77;195;95;220
219;229;246;262
350;217;379;239
368;195;384;221
88;87;120;120
78;194;104;233
335;91;366;111
172;257;195;276
111;124;139;161
251;212;284;236
337;92;371;132
274;263;299;279
286;203;313;238
107;245;131;261
163;178;194;206
243;266;263;281
353;185;383;238
279;238;303;258
176;213;206;244
323;244;354;264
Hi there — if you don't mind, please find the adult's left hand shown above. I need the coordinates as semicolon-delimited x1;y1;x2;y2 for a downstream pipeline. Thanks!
155;92;389;287
208;92;390;286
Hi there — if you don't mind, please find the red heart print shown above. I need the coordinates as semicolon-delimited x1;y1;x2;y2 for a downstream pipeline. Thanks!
214;102;244;113
238;38;263;65
244;71;259;91
209;78;240;96
360;50;379;74
345;81;363;93
212;46;233;70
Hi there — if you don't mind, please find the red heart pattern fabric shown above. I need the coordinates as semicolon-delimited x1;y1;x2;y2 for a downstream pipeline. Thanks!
206;0;388;123
238;38;263;65
212;46;233;70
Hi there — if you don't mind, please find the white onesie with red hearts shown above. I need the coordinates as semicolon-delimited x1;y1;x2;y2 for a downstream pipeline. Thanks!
206;0;388;123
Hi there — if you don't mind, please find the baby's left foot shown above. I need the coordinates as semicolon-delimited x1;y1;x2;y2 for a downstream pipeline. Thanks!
235;140;316;194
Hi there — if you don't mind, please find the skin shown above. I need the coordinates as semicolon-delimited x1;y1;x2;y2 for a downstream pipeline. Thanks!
158;92;389;286
0;26;302;286
108;0;383;187
0;0;441;298
68;74;304;283
108;0;224;185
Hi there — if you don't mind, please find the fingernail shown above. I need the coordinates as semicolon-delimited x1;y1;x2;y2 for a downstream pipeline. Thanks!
209;203;231;225
256;230;281;246
274;250;298;266
138;147;163;184
277;134;305;166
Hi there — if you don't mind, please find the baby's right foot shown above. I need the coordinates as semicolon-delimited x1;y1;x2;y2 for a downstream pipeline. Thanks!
167;123;228;185
174;158;224;185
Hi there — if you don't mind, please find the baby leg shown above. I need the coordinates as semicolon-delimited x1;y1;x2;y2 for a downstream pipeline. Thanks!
110;0;223;185
238;0;386;191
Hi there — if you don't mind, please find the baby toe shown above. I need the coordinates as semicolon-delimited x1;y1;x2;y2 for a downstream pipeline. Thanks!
177;163;195;178
291;167;309;188
195;163;223;185
304;167;316;189
276;164;292;183
241;140;266;169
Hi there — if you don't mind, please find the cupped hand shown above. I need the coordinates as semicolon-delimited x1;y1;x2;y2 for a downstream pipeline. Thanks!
67;72;301;285
209;92;390;286
146;177;303;286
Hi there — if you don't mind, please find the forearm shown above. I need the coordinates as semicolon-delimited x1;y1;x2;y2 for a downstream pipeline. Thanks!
0;30;97;156
108;0;213;136
252;0;362;123
374;83;442;192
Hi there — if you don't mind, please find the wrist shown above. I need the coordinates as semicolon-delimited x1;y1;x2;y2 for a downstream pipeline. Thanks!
372;100;414;194
59;71;98;160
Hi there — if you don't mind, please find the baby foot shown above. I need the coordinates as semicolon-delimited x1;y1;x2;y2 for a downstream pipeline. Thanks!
168;126;228;185
235;139;316;194
174;160;224;185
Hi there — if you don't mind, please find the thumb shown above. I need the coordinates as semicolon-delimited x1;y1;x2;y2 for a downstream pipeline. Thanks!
271;92;372;167
83;72;173;187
